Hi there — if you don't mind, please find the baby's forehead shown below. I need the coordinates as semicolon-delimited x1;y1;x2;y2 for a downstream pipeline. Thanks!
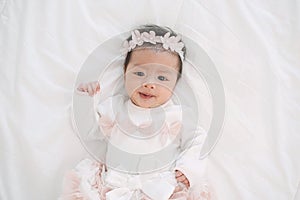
129;49;180;69
129;63;178;74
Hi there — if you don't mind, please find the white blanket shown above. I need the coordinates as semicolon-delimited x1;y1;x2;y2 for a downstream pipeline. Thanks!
0;0;299;199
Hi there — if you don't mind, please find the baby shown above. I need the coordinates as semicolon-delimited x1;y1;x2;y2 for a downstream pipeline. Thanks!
60;24;212;200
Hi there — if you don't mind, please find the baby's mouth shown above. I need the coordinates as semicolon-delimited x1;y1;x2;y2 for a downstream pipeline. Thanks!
139;92;155;99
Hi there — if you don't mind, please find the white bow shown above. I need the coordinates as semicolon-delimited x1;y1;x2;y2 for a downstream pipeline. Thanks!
105;171;176;200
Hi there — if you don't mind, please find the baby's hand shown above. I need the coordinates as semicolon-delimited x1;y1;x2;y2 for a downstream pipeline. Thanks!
77;81;100;96
175;170;190;188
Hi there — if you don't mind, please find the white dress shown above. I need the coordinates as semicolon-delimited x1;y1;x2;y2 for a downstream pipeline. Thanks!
60;95;212;200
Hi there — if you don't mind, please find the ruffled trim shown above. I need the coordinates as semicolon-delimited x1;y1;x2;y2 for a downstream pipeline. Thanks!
59;159;216;200
192;182;216;200
59;159;105;200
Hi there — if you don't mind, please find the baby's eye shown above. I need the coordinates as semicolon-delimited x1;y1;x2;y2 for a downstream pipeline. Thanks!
133;72;145;76
157;75;169;81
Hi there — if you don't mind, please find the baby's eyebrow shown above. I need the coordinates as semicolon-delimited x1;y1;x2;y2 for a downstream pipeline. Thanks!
155;69;176;74
156;71;170;75
132;64;177;74
131;64;145;69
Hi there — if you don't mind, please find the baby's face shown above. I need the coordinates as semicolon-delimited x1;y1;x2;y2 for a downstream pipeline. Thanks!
124;49;180;108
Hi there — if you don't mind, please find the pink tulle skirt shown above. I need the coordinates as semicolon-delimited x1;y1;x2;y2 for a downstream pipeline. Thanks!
59;159;214;200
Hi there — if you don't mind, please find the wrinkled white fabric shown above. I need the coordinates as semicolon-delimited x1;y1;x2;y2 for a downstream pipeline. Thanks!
0;0;299;200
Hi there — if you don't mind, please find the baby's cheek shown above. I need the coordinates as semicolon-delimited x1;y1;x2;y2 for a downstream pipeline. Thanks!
125;83;136;97
125;79;142;96
159;87;173;100
162;81;177;94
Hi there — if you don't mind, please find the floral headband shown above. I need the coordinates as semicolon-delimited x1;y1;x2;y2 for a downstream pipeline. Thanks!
122;30;185;61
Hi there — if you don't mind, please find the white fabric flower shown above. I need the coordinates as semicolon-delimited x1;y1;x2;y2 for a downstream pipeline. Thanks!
141;31;161;44
121;40;130;55
131;30;143;46
161;32;172;50
161;32;184;60
121;30;185;61
121;39;138;55
161;33;180;51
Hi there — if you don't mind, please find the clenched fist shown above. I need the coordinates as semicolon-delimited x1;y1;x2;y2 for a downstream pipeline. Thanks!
77;81;100;96
175;170;190;188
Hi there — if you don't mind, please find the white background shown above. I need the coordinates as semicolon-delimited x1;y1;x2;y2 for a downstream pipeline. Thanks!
0;0;299;199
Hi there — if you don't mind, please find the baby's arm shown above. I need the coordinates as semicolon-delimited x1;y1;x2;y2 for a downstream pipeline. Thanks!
173;106;208;189
77;81;100;96
174;126;207;187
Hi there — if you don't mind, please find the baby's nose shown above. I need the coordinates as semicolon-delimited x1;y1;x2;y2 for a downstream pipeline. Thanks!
143;82;156;89
142;75;158;89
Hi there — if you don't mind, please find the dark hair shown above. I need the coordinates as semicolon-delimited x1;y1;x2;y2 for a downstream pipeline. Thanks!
123;24;186;79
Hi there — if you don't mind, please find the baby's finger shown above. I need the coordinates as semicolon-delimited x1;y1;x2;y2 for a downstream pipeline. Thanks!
77;83;85;92
175;170;183;177
91;84;96;94
92;82;99;94
175;173;183;178
183;180;190;187
176;175;186;182
96;83;100;92
87;84;93;96
175;173;184;178
179;178;189;188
